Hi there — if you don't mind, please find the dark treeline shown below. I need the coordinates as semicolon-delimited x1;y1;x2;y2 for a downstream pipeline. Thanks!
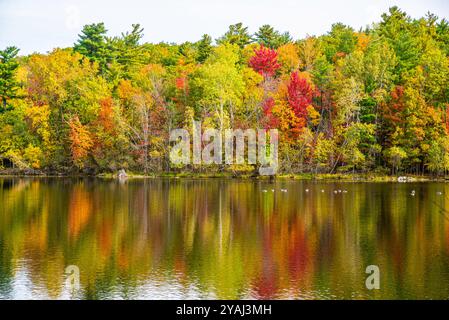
0;6;449;176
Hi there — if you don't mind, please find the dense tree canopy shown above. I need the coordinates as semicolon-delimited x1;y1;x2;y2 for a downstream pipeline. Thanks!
1;7;449;176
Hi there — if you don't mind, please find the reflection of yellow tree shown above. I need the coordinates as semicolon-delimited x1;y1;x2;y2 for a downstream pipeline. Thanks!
69;183;93;238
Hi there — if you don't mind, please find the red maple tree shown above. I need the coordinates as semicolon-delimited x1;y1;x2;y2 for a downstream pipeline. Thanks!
383;86;406;125
261;97;279;129
249;45;281;78
287;72;316;120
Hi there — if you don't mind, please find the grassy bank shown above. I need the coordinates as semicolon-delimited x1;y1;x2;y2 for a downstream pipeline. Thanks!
277;173;437;182
96;171;445;181
2;168;445;182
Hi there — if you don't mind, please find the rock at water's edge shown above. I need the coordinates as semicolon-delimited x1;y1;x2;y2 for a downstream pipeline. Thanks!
117;169;128;179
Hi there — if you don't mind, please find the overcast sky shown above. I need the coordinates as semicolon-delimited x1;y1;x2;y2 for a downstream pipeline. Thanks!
1;0;448;55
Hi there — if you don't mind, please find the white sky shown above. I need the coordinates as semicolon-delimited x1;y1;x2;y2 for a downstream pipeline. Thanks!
1;0;448;55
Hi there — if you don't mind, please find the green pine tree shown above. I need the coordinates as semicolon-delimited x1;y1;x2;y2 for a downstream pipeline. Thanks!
0;46;20;112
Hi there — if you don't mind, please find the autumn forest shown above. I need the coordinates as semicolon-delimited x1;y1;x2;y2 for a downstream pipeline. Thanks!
1;6;449;176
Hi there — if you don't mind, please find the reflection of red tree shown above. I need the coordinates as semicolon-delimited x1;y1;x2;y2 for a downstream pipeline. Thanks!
389;232;405;277
445;223;449;255
288;220;309;282
174;253;186;272
99;220;112;258
252;213;313;298
253;225;278;299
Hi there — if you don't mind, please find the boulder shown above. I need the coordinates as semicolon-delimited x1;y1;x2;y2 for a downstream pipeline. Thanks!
117;169;128;180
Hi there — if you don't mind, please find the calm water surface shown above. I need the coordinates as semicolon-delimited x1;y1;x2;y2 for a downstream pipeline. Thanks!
1;178;449;300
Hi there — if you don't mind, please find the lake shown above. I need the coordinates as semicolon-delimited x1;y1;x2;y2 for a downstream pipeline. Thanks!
0;177;449;300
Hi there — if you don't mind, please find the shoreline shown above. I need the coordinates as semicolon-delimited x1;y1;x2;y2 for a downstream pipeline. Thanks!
0;170;447;182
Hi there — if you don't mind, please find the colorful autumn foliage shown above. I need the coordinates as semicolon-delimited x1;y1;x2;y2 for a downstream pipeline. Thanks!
1;6;449;175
